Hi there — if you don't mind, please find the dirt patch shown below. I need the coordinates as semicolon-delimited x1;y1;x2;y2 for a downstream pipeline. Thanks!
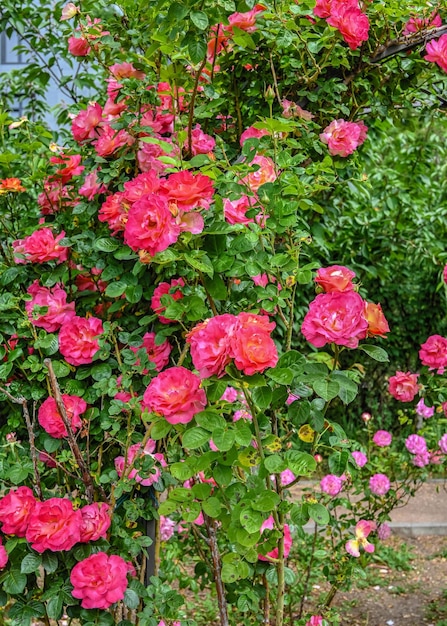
333;535;447;626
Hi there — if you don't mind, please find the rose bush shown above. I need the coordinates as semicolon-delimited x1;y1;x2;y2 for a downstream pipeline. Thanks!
0;0;446;625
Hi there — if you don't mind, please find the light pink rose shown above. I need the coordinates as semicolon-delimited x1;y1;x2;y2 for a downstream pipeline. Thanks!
369;473;390;496
68;35;91;56
351;450;367;467
93;124;135;157
71;102;103;143
79;503;111;542
26;280;76;332
70;552;129;609
38;394;87;438
239;126;269;145
306;617;324;626
320;119;367;157
0;486;37;536
439;433;447;454
114;441;166;487
58;315;103;366
301;291;368;348
388;371;420;402
258;515;292;561
405;434;427;455
26;498;82;552
223;195;258;225
403;12;442;35
142;366;207;425
345;519;376;557
160;516;176;541
320;474;343;496
13;228;69;264
79;170;107;200
372;430;392;447
415;398;435;419
189;124;216;155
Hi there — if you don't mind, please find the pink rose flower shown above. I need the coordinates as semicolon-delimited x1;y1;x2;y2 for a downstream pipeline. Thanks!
369;473;390;496
0;540;8;570
306;617;324;626
70;552;129;609
160;516;176;541
239;126;270;145
315;265;356;292
351;450;367;467
151;277;185;324
439;434;447;454
301;291;368;348
241;154;277;193
68;35;91;56
114;441;166;487
189;124;216;155
377;522;392;540
13;228;69;264
403;12;442;35
405;434;427;455
79;503;111;542
142;366;207;425
415;398;435;419
26;498;82;552
327;5;370;50
388;371;420;402
124;194;180;257
79;170;107;200
320;474;343;496
258;515;292;561
187;314;237;378
0;486;37;537
93;123;135;157
419;334;447;373
425;34;447;73
372;430;392;447
131;332;171;372
38;394;87;438
227;5;264;33
98;192;129;235
345;520;376;557
223;195;258;225
71;103;103;143
412;451;430;467
320;119;367;157
58;315;103;366
443;264;447;285
26;280;76;332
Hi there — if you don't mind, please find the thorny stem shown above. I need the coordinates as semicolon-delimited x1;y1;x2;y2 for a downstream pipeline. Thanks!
187;56;208;157
0;387;42;499
44;359;104;503
203;513;229;626
275;511;286;626
286;282;297;351
298;523;318;618
269;52;282;106
176;342;190;367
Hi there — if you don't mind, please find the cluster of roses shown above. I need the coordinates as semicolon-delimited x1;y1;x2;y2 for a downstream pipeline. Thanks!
301;265;389;349
0;486;131;609
405;433;447;469
313;0;370;51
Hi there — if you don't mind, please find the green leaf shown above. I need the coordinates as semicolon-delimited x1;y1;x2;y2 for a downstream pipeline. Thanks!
105;280;128;298
190;10;209;30
266;367;295;385
184;251;214;277
203;275;227;300
195;410;227;431
206;380;228;403
46;594;64;620
21;553;42;574
42;551;58;573
124;589;140;610
251;386;272;409
170;462;195;481
359;344;389;362
212;428;235;451
188;39;207;65
313;379;340;402
182;427;210;449
239;508;264;533
234;422;253;447
3;570;27;594
8;464;31;484
264;454;287;474
213;464;233;485
221;563;239;583
331;372;358;405
277;350;306;369
202;497;222;517
150;420;172;440
285;451;317;476
308;503;330;526
251;491;280;512
94;238;120;252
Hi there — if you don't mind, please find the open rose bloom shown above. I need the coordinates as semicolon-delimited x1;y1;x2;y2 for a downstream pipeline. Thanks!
346;520;376;557
70;552;129;609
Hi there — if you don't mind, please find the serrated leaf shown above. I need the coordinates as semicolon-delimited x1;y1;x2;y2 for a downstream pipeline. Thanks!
182;427;211;449
266;367;295;385
251;386;272;409
202;497;222;517
3;570;27;594
46;594;64;620
190;10;209;30
42;551;58;573
285;451;317;475
251;490;280;512
195;410;226;431
94;238;120;252
264;454;287;474
212;428;235;451
124;588;140;609
359;345;389;362
150;420;172;440
313;379;340;402
21;553;42;574
105;280;128;298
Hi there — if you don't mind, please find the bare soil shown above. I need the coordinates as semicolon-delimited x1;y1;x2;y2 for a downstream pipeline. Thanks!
332;535;447;626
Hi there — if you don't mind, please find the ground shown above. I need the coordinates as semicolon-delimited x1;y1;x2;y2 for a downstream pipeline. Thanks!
332;535;447;626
